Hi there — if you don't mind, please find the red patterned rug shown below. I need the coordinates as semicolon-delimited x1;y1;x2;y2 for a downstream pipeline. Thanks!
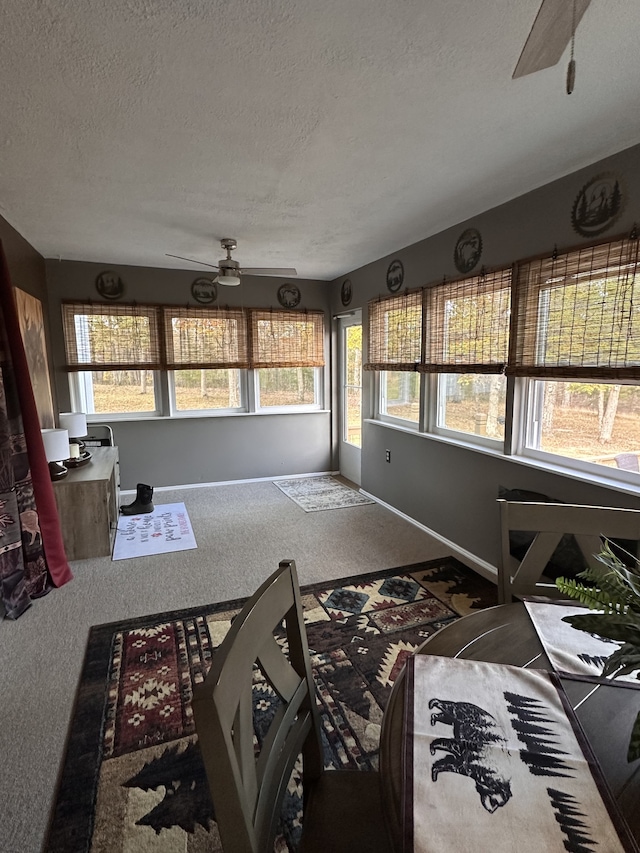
45;557;497;852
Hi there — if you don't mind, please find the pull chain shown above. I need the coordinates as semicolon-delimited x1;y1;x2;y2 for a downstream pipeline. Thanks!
566;0;577;94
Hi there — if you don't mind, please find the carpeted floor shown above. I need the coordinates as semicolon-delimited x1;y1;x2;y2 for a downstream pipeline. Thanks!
45;556;497;853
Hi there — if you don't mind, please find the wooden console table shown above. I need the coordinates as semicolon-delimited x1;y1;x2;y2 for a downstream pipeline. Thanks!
52;446;120;560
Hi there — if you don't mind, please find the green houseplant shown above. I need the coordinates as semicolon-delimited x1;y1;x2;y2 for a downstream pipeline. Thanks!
556;539;640;762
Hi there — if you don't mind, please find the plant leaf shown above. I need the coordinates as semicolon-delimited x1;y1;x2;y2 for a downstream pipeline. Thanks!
601;646;640;678
627;711;640;763
563;613;640;645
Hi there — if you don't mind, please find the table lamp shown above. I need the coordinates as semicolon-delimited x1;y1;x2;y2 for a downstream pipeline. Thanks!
59;412;88;458
41;428;70;480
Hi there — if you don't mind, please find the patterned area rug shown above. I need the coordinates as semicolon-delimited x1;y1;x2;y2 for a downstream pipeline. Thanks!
45;557;497;853
273;475;375;511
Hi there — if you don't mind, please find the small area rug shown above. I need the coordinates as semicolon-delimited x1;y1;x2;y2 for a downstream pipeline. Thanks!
112;502;197;561
46;557;497;852
274;475;374;511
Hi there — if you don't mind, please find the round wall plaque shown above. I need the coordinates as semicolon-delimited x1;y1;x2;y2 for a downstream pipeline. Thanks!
453;228;482;274
386;259;404;293
277;283;301;309
95;270;124;300
571;172;625;238
341;278;352;306
191;277;217;304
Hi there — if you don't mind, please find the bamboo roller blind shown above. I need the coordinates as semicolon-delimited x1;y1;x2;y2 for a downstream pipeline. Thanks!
365;290;423;371
423;267;511;373
509;237;640;378
365;268;511;373
163;306;249;369
62;302;163;370
62;302;324;370
249;309;325;368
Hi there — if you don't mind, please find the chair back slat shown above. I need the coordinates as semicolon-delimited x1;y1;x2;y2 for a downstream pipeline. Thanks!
498;500;640;603
192;560;324;853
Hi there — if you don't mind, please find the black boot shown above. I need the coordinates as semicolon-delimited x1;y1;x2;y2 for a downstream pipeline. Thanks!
120;483;154;515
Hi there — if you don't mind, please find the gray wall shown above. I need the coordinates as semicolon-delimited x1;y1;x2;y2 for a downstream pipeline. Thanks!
45;261;332;488
330;142;640;570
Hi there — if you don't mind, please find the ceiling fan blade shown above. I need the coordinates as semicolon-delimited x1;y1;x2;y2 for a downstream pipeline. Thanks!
165;253;220;270
240;267;298;277
513;0;591;79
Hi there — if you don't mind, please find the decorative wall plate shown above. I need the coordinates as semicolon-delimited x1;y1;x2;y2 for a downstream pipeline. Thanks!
386;259;404;293
453;228;482;274
191;277;217;304
341;278;352;306
277;283;301;309
571;172;625;238
95;271;124;300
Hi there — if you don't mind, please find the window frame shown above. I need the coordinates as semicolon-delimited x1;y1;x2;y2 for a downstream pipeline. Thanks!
254;366;324;413
69;369;162;420
167;368;247;416
428;372;507;451
515;375;640;483
376;369;421;430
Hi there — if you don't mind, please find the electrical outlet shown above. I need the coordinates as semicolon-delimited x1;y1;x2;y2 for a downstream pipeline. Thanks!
385;449;391;463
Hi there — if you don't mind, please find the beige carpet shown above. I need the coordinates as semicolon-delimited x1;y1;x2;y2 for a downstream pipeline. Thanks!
1;479;458;853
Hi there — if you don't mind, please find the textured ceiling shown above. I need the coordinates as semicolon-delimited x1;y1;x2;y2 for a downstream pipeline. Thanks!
0;0;639;281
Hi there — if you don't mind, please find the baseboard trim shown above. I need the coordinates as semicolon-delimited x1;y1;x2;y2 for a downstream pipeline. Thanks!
359;488;498;584
120;471;336;497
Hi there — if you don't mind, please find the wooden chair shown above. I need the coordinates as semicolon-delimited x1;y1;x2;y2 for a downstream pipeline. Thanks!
498;499;640;603
192;559;393;853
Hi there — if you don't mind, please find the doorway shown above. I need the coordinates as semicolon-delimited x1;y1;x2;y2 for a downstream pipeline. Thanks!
339;312;362;485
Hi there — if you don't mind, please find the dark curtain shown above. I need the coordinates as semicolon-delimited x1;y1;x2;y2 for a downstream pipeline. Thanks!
0;241;72;619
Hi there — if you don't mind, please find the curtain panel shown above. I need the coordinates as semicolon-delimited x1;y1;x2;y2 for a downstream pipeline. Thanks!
508;237;640;379
0;242;72;619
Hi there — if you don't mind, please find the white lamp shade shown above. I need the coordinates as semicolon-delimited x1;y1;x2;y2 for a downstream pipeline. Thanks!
41;428;70;462
59;412;87;438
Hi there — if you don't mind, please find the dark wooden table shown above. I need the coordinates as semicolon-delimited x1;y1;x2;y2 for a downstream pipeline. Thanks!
379;602;640;851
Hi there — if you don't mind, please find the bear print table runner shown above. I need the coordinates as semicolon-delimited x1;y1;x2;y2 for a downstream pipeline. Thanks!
525;601;640;683
403;655;637;853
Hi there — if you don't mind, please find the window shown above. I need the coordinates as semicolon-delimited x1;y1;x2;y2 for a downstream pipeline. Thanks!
250;309;324;410
63;302;325;417
62;302;162;415
366;289;422;426
72;370;157;415
511;236;640;473
522;379;640;473
366;268;511;442
163;306;248;413
436;373;506;440
425;267;511;443
172;370;244;412
255;368;320;409
380;371;420;424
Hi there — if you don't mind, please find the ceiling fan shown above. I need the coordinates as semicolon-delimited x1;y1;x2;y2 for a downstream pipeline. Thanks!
166;238;297;287
513;0;591;79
